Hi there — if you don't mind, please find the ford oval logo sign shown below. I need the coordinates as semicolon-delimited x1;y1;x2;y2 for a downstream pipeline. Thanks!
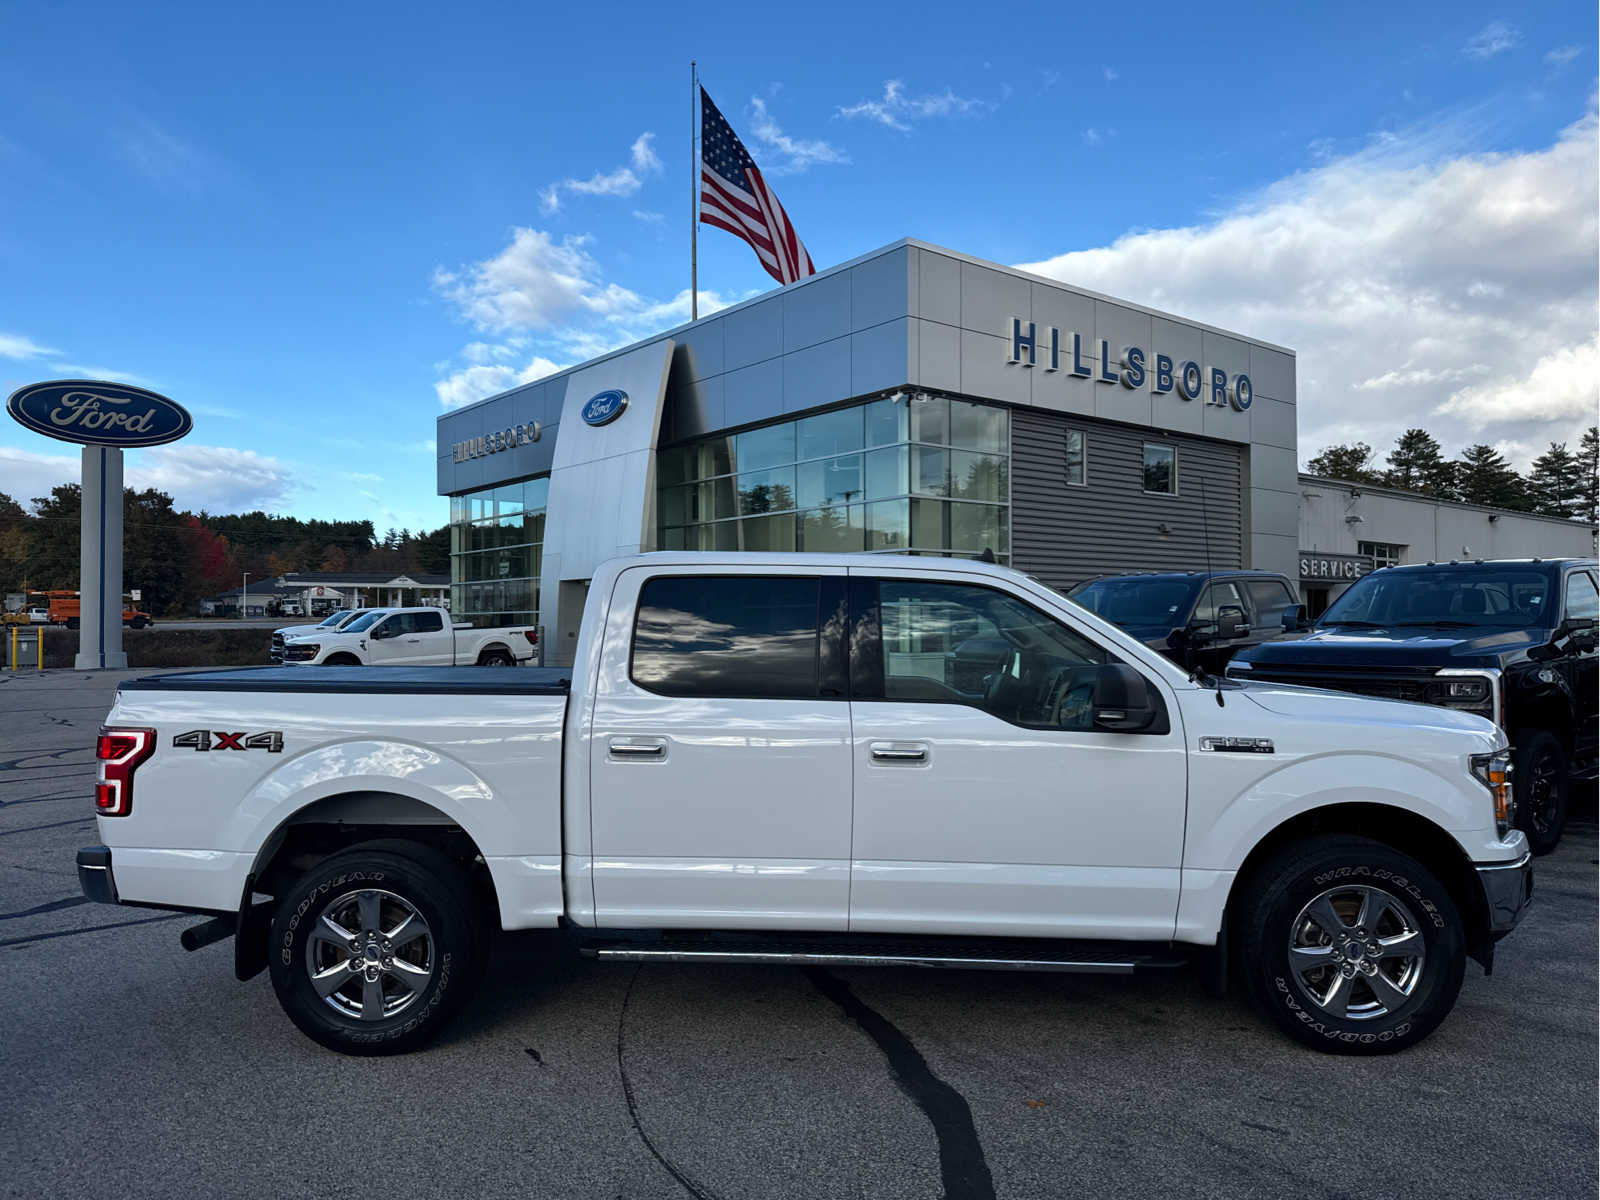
6;379;193;448
581;389;628;427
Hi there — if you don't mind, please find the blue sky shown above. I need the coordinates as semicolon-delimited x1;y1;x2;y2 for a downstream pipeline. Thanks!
2;1;1595;532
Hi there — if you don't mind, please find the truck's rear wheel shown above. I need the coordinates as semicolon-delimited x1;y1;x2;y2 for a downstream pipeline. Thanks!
1512;731;1568;855
268;845;484;1055
1235;836;1465;1055
478;646;515;667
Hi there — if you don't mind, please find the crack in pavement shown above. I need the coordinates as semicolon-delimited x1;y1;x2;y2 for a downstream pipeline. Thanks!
612;964;726;1200
806;968;996;1200
0;895;90;920
0;912;183;949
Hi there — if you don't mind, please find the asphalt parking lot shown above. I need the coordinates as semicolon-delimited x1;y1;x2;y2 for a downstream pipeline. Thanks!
2;668;1595;1200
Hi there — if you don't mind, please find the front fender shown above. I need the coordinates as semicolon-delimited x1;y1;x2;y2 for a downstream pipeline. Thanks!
1185;750;1495;873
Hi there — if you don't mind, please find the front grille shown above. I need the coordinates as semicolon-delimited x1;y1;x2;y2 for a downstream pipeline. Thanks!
270;632;285;663
1245;667;1430;703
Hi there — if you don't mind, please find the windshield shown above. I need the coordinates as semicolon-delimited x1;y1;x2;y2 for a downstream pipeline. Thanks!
1068;577;1201;628
1319;568;1554;628
342;611;385;633
316;610;350;627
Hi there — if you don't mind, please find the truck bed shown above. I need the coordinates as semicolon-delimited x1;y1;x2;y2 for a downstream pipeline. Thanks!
118;665;572;696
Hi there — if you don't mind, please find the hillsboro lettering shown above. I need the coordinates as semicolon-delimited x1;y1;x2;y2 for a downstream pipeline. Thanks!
453;421;542;462
1003;317;1254;412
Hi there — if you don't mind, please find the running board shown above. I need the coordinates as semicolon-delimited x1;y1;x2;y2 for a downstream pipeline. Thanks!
583;942;1187;975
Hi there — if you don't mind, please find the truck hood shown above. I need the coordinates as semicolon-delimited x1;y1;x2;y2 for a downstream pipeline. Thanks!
1237;624;1542;669
1236;678;1497;734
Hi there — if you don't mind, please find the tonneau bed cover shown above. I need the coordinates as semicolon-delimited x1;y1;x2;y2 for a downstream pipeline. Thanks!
118;666;572;696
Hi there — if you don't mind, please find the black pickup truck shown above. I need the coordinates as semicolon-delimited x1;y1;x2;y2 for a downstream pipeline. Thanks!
1066;569;1305;677
1228;558;1599;854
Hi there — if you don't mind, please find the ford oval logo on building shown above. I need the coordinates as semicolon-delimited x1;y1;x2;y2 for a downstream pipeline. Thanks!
581;388;628;427
5;379;193;448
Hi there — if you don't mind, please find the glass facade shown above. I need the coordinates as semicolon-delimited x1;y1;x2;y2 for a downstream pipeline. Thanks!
656;392;1011;561
449;476;548;628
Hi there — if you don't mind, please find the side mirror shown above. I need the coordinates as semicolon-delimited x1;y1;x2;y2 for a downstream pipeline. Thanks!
1091;663;1158;732
1216;605;1249;640
1562;616;1598;648
1281;604;1307;631
371;625;395;640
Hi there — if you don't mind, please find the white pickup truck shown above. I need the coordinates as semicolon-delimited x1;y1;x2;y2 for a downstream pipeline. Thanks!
275;606;538;667
78;552;1532;1056
268;608;369;662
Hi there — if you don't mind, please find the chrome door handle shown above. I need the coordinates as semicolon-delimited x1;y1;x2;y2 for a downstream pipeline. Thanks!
609;737;667;759
870;742;927;762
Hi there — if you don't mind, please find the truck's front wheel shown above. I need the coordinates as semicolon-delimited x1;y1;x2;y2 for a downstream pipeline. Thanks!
1512;730;1568;855
268;845;485;1055
1236;836;1465;1055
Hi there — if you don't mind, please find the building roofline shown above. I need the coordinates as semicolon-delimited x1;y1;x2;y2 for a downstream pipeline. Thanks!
437;237;1295;424
1299;473;1600;532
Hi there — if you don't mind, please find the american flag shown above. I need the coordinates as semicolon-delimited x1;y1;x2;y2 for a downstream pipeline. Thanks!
699;87;815;286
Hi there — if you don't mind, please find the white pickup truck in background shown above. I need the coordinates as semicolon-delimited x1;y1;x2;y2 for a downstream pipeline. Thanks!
78;552;1532;1056
276;606;538;667
269;608;370;662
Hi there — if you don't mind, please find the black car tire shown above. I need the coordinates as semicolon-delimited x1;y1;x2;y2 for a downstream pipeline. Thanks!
478;646;515;667
268;843;485;1055
1512;730;1569;856
1235;835;1465;1055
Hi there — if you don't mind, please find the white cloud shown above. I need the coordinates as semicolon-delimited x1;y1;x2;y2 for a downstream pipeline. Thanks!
433;228;641;332
1081;128;1108;147
633;209;666;224
1015;102;1599;469
1462;20;1521;60
48;362;153;386
1103;66;1119;82
539;131;662;212
434;356;565;409
1545;44;1582;66
837;80;991;132
0;332;61;359
0;443;293;511
747;97;848;173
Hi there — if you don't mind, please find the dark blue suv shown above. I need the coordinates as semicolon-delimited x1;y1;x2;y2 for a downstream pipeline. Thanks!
1066;570;1305;677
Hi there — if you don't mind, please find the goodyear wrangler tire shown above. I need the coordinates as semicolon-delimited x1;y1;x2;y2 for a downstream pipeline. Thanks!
1237;836;1465;1055
268;845;483;1055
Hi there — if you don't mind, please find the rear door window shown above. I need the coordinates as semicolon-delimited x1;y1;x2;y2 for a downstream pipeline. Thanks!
1243;578;1295;628
1193;582;1245;626
413;610;444;633
1565;571;1598;622
631;575;823;698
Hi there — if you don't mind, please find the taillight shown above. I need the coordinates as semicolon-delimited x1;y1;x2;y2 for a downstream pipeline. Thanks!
523;631;538;646
95;726;155;817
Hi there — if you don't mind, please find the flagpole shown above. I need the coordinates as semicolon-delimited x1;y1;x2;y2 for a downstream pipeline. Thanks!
690;60;699;322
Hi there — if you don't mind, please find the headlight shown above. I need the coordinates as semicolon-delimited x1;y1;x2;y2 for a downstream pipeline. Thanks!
1426;672;1497;721
1470;750;1515;838
284;642;319;659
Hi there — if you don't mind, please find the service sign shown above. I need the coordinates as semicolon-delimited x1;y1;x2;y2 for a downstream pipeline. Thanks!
6;379;192;448
1300;551;1374;582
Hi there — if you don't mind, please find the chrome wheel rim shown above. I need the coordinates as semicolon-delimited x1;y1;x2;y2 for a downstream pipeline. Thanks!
1288;884;1425;1021
305;888;435;1022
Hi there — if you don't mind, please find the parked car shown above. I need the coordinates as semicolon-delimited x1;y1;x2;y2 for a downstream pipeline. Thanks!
269;608;371;662
277;606;537;667
1067;569;1305;676
1229;557;1598;854
79;552;1530;1056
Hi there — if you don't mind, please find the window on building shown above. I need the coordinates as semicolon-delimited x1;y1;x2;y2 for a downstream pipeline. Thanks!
657;392;1010;563
1242;578;1296;628
448;476;548;629
865;579;1111;730
1358;540;1406;569
1142;443;1176;495
1565;571;1598;622
1065;429;1086;486
630;575;822;698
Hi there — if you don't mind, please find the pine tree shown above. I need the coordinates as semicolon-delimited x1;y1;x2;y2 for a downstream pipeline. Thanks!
1455;445;1532;511
1528;442;1587;519
1306;442;1381;484
1580;426;1599;524
1384;429;1456;497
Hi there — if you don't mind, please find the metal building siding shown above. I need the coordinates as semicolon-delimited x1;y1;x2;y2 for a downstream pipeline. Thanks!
1011;409;1244;591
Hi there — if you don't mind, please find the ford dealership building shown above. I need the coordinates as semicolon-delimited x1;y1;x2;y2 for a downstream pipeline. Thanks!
436;238;1304;664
